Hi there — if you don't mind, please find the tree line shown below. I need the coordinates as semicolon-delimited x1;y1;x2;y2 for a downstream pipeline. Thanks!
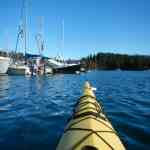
0;50;24;61
81;53;150;70
1;50;150;70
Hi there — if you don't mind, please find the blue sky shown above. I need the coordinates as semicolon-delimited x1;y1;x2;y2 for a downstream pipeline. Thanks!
0;0;149;59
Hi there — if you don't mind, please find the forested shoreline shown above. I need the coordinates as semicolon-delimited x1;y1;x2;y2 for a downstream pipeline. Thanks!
1;50;150;70
81;53;150;70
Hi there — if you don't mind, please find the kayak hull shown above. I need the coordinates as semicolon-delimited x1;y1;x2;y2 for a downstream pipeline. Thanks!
56;82;126;150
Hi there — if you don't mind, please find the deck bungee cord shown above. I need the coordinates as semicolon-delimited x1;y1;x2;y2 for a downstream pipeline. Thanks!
56;82;126;150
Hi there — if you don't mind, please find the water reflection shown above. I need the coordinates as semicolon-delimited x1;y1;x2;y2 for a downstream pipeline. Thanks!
0;75;10;99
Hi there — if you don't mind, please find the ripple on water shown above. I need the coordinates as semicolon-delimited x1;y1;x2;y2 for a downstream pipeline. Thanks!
0;71;150;150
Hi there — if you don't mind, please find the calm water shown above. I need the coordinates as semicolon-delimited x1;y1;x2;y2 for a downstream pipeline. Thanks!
0;71;150;150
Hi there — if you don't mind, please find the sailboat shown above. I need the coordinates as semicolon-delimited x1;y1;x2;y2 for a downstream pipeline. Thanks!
0;56;10;74
48;56;81;74
48;20;81;74
8;0;31;75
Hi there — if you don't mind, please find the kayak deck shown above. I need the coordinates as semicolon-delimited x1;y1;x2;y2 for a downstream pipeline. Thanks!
56;82;126;150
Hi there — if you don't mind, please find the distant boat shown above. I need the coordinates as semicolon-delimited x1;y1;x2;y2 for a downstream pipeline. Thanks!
48;58;81;74
0;56;10;74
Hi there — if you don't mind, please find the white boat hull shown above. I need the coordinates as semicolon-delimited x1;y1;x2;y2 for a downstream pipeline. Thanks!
7;65;30;75
0;57;10;74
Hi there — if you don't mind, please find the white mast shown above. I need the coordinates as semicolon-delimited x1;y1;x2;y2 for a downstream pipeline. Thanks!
60;19;64;62
4;31;9;52
35;16;44;56
23;0;27;55
62;19;64;51
14;0;28;63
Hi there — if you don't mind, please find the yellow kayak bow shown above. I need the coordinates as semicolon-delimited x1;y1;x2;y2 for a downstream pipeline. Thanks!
56;82;126;150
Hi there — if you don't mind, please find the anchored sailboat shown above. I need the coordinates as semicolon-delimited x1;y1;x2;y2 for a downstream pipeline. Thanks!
48;20;81;73
8;0;31;75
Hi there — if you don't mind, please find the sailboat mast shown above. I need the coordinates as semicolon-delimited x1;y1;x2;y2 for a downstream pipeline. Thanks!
62;19;64;51
23;0;27;56
35;16;44;56
4;31;9;52
60;19;64;61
